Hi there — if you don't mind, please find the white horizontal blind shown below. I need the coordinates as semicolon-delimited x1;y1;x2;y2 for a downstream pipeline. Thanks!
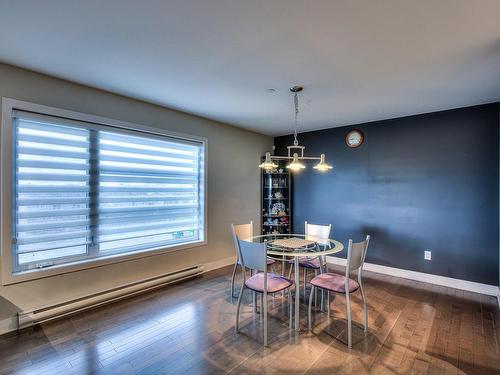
97;131;203;255
13;116;91;270
12;111;205;273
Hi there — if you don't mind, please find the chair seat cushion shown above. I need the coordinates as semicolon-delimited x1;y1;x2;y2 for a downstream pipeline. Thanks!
288;257;321;269
237;257;275;266
310;273;359;293
299;257;321;269
245;273;293;293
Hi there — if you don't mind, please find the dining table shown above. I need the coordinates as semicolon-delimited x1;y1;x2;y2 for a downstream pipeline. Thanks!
247;233;343;330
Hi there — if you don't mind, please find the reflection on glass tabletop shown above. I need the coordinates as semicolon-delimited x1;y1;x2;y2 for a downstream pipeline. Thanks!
246;233;343;257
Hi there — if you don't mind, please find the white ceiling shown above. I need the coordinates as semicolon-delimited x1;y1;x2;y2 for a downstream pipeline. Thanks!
0;1;500;136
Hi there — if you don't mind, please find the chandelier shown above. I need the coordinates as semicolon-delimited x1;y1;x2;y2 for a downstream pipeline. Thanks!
259;86;332;172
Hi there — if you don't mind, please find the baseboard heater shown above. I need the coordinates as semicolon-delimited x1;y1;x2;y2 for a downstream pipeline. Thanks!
18;265;204;330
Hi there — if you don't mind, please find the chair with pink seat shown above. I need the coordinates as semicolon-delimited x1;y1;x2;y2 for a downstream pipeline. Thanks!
230;222;276;297
307;235;370;348
235;238;293;346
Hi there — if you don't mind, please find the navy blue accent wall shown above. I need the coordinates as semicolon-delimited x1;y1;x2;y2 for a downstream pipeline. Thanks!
275;104;500;285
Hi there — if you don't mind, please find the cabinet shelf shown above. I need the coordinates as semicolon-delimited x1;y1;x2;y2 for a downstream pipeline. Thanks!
261;157;292;235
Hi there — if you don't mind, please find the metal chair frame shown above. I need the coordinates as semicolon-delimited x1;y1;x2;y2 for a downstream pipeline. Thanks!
235;239;293;346
308;235;370;348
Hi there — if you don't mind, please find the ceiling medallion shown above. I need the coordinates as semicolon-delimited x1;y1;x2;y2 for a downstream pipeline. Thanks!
259;86;332;172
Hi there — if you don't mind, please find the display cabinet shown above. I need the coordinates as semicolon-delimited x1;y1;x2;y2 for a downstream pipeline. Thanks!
261;159;292;235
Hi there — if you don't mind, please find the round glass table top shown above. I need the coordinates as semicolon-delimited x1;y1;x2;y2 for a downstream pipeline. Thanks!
246;233;343;257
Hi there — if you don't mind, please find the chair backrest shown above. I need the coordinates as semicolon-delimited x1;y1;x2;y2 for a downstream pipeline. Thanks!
230;222;253;259
305;221;331;247
237;238;267;272
346;235;370;274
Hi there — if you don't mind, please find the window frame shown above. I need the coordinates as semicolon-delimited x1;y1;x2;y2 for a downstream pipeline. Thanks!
1;98;208;285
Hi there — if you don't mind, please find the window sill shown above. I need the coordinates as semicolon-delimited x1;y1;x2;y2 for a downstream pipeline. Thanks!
1;239;207;286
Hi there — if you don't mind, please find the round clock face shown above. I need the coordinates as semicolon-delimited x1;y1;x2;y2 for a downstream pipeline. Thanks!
345;130;364;148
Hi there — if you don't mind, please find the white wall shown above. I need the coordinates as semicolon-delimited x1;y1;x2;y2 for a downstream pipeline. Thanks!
0;63;272;330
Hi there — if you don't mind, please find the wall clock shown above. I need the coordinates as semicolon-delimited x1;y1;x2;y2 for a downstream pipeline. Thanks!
345;129;364;148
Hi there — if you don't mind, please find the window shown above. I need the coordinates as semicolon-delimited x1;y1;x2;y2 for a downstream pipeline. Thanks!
7;106;206;276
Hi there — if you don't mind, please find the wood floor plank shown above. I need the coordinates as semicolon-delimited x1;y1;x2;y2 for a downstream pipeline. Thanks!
0;265;498;374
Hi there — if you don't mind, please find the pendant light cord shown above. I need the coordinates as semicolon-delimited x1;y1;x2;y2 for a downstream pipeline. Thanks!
293;91;299;146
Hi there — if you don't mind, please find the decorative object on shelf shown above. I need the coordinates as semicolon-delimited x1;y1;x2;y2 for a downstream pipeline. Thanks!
270;202;286;215
278;168;283;173
265;218;279;225
274;191;283;199
258;86;333;172
345;129;364;148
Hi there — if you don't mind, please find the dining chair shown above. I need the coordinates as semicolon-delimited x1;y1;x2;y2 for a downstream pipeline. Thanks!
230;222;276;297
307;235;370;348
288;222;331;306
235;238;294;346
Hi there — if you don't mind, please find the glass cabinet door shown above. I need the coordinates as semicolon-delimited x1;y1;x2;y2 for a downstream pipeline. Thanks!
261;159;291;235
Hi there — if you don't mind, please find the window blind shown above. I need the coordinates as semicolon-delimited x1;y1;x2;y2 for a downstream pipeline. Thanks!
12;111;205;273
96;131;203;255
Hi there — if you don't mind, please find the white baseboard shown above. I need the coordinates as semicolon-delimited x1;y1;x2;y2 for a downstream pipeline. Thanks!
204;256;235;273
0;258;236;336
326;256;499;297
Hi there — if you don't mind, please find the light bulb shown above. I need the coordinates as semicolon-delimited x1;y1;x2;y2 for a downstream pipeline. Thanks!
286;153;306;171
259;152;278;170
313;154;333;172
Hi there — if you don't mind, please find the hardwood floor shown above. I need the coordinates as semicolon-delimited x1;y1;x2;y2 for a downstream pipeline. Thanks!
0;264;499;374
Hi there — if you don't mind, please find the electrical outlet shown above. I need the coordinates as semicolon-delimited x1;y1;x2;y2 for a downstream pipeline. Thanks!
424;250;432;260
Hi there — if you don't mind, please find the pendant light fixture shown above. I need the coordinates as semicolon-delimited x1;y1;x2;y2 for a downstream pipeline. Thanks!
286;153;306;171
258;152;278;170
259;86;333;172
313;154;333;171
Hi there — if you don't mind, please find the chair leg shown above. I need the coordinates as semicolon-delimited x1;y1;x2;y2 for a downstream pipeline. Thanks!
303;268;307;299
321;259;327;311
230;262;238;297
327;291;331;317
360;282;368;333
320;289;324;312
263;291;268;347
288;263;293;280
319;262;324;311
288;289;293;329
314;269;318;309
235;285;245;333
308;285;315;331
345;291;352;348
260;293;264;317
282;256;286;298
251;270;257;313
